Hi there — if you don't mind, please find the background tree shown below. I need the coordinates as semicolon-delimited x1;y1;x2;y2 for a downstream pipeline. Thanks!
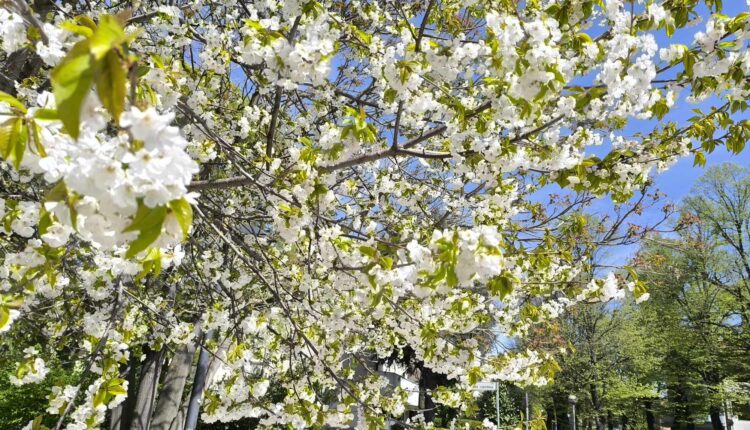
531;165;750;430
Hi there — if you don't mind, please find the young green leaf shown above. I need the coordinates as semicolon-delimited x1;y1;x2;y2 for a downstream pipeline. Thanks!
124;204;167;258
0;306;9;331
51;41;94;139
90;14;127;60
95;50;127;122
168;197;193;240
0;117;26;169
0;91;27;113
33;109;59;121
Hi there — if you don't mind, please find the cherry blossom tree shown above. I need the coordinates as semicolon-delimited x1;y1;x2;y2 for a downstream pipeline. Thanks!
0;0;749;428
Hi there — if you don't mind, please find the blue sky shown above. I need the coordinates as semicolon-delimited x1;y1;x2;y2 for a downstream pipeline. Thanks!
624;0;749;200
593;1;750;264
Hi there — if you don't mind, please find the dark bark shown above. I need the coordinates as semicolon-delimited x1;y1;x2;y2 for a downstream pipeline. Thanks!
546;406;554;430
644;400;656;430
0;0;55;95
109;362;132;430
0;50;31;94
114;354;140;430
589;382;605;430
621;414;629;430
131;346;166;430
150;341;198;430
710;407;725;430
588;346;605;430
419;367;439;423
184;330;214;430
380;346;452;425
675;381;696;430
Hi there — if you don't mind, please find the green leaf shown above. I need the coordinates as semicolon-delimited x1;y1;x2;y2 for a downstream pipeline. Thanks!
693;151;706;167
124;204;167;258
38;205;54;236
61;21;94;38
74;15;97;31
95;50;126;122
0;117;26;169
31;415;49;430
666;22;675;37
108;385;128;396
136;247;162;282
90;14;126;60
633;281;649;299
0;91;27;113
51;40;94;139
446;266;458;287
379;256;393;270
576;32;593;44
359;245;377;259
0;306;9;331
0;118;19;158
107;378;128;396
488;273;514;299
30;122;47;157
683;51;695;78
34;108;59;121
8;120;27;170
93;386;107;407
45;181;68;202
168;198;193;240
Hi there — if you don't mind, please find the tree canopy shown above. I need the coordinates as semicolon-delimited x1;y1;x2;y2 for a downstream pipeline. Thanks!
1;0;749;428
527;164;750;430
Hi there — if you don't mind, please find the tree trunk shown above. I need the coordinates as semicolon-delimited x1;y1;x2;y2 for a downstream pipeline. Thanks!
621;414;628;430
607;411;614;430
150;341;198;430
644;400;655;430
109;362;132;430
590;383;605;430
588;347;605;430
112;354;140;430
131;346;166;430
710;407;724;430
204;336;231;391
422;388;436;423
546;406;554;430
419;367;441;423
184;330;214;430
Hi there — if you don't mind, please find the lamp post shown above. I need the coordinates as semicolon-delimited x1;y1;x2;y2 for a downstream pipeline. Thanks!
525;392;530;430
568;394;578;430
495;382;500;430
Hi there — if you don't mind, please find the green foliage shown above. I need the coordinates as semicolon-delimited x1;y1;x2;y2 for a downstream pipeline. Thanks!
529;164;750;429
475;384;525;427
169;197;194;240
51;14;131;138
123;201;168;258
0;338;78;429
0;116;27;170
51;40;95;139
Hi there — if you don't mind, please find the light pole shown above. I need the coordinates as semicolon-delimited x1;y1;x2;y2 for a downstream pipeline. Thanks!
568;394;578;430
495;382;500;429
525;392;530;430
